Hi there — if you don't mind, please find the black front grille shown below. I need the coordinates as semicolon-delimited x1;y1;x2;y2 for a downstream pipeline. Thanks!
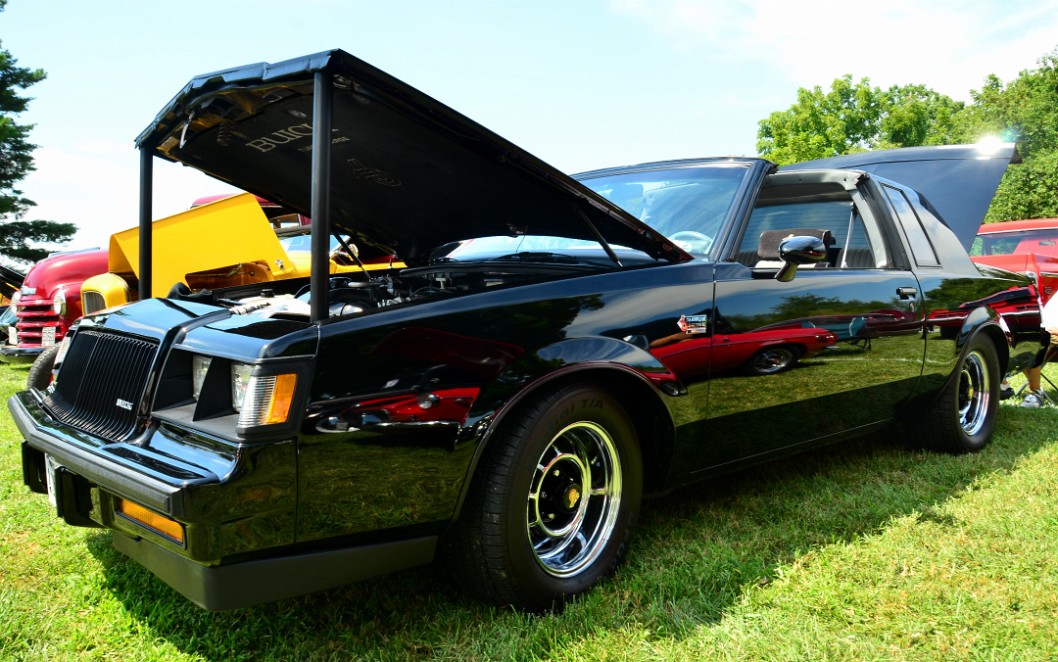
45;329;159;442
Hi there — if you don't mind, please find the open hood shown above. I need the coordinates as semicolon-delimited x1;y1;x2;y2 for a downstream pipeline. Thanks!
0;264;24;300
782;143;1020;251
136;49;672;266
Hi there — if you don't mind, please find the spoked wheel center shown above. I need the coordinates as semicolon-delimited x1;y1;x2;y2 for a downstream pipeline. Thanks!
526;421;622;578
958;350;989;436
533;453;587;536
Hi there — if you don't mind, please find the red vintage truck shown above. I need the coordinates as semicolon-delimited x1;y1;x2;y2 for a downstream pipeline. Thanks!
971;218;1058;304
0;248;109;363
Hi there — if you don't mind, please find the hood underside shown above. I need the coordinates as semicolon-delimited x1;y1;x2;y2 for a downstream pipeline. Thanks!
137;49;677;266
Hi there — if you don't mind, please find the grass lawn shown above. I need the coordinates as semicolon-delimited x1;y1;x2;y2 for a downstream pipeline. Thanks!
2;360;1058;660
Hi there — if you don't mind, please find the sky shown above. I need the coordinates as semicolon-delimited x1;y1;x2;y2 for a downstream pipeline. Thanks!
3;0;1058;253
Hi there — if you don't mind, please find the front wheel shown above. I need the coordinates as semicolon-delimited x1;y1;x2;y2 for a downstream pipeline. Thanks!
448;383;642;611
913;333;999;453
26;344;60;390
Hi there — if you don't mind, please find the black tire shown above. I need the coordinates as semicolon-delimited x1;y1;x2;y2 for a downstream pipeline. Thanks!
26;344;60;391
914;333;999;453
448;383;643;611
743;345;801;375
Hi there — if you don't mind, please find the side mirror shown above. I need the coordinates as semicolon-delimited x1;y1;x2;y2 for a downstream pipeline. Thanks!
776;235;828;282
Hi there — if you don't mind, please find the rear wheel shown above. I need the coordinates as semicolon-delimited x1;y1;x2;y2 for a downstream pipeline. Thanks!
26;345;60;391
743;345;801;375
913;333;999;453
448;383;642;611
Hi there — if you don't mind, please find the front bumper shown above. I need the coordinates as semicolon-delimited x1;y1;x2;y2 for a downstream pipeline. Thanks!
9;390;188;515
9;389;439;610
0;344;43;364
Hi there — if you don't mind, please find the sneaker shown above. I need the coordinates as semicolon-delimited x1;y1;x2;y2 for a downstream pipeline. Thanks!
1021;389;1046;408
1000;382;1015;400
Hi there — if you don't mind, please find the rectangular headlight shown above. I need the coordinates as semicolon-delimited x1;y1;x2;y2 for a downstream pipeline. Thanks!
191;355;212;400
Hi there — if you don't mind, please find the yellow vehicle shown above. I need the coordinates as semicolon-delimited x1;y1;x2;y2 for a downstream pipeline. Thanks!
81;193;394;314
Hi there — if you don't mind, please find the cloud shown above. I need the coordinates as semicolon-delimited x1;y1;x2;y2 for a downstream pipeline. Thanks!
611;0;1058;100
20;143;231;252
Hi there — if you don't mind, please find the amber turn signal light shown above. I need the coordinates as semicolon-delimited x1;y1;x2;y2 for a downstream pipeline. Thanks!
117;498;185;545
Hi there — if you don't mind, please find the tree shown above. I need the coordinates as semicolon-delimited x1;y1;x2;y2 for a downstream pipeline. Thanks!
962;50;1058;222
755;48;1058;222
756;75;882;164
0;0;76;266
756;75;965;166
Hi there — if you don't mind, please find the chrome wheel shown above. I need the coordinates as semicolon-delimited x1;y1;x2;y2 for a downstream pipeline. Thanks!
958;349;990;436
748;346;797;375
449;383;642;610
526;421;622;578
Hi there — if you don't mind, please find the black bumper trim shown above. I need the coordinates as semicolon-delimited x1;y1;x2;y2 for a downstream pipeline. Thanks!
8;391;182;514
112;532;437;610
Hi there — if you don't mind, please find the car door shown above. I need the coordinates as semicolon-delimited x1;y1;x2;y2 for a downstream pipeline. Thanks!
666;170;925;473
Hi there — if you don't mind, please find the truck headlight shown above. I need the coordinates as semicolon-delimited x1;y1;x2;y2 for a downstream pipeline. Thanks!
52;287;66;316
232;362;298;427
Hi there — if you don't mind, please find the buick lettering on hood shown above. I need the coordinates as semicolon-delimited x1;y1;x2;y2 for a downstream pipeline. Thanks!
8;49;1044;611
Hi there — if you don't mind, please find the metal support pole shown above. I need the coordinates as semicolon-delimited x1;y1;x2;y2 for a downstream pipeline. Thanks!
310;69;333;323
138;147;153;300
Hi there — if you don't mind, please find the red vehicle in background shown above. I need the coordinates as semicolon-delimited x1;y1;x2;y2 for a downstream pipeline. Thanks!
0;248;109;363
972;218;1058;304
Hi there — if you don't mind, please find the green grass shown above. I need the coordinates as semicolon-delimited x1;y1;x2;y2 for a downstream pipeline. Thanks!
3;361;1058;660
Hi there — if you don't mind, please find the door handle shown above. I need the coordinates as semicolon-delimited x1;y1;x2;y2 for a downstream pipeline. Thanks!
896;287;918;300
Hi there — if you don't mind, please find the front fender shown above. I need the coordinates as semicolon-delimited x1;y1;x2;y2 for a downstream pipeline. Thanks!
450;336;682;523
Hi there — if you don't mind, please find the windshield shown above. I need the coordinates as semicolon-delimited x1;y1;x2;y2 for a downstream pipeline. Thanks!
972;229;1058;257
445;163;752;264
577;163;751;258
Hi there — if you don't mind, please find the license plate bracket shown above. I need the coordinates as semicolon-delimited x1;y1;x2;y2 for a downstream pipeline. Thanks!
45;455;61;508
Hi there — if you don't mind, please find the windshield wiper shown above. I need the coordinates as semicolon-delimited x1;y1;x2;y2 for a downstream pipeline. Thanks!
489;252;581;264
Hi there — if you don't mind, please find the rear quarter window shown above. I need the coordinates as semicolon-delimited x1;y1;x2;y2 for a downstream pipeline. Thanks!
884;185;939;267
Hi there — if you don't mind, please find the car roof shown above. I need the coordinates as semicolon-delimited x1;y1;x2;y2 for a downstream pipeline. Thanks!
783;143;1020;251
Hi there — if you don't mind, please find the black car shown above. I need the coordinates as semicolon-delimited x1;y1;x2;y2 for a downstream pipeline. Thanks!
8;50;1043;612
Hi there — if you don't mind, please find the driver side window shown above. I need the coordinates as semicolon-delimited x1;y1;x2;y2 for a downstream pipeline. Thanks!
735;186;885;270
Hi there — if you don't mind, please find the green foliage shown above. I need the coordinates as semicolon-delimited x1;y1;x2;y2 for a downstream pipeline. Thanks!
757;47;1058;222
972;50;1058;221
757;76;965;165
986;151;1058;222
879;83;967;148
0;0;76;266
970;52;1058;159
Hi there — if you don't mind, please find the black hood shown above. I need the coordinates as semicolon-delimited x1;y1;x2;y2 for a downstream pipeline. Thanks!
782;143;1020;251
136;49;675;265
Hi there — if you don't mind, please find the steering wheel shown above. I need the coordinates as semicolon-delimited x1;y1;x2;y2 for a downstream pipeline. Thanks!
330;238;361;266
669;231;714;255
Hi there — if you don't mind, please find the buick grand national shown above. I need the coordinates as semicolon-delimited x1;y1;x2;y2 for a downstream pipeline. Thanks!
8;49;1044;612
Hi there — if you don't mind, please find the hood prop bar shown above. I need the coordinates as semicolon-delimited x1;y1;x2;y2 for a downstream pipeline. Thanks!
309;69;333;323
137;146;154;300
578;208;623;268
